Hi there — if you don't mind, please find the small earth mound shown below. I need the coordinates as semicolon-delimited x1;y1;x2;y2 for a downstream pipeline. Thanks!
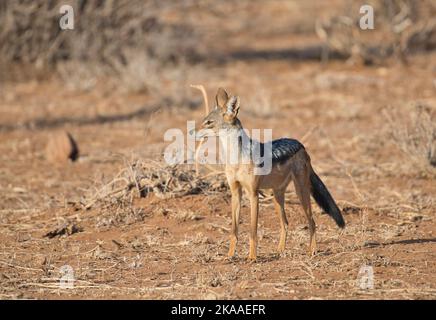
45;131;79;164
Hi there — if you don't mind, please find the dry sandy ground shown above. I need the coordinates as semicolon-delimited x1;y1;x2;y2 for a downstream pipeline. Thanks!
0;50;435;299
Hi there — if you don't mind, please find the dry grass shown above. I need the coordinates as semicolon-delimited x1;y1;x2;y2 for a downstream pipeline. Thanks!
84;159;229;211
383;104;436;176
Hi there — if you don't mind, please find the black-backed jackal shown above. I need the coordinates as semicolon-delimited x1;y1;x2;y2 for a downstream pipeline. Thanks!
197;88;345;261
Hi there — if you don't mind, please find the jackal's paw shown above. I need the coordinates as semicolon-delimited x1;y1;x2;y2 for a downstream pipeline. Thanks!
228;243;236;258
247;254;257;263
308;247;317;257
309;240;317;257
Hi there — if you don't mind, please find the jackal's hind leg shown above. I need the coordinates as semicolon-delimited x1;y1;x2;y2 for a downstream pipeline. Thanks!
292;168;317;256
272;189;288;253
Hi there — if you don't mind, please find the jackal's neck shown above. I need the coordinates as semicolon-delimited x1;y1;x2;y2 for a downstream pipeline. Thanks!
218;120;254;165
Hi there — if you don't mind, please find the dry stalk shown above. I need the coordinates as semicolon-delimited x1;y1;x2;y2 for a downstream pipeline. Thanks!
190;84;220;176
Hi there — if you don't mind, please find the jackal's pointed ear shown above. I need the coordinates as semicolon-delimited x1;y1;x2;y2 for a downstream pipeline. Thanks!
215;87;229;109
224;95;240;119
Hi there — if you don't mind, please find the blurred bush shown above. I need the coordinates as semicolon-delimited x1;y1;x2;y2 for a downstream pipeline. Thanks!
0;0;202;89
316;0;436;64
1;0;435;88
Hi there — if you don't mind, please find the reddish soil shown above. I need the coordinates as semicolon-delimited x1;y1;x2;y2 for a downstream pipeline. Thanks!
0;14;435;299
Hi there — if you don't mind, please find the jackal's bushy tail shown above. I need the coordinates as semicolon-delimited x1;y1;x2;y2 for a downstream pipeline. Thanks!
309;170;345;228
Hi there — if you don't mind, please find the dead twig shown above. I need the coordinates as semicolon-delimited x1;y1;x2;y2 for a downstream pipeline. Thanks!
191;84;210;175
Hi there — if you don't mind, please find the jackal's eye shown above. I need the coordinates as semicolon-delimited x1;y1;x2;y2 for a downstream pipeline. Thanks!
204;120;214;126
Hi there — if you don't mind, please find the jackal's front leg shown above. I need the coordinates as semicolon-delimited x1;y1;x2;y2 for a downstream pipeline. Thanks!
248;191;259;261
273;189;288;254
228;182;241;258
